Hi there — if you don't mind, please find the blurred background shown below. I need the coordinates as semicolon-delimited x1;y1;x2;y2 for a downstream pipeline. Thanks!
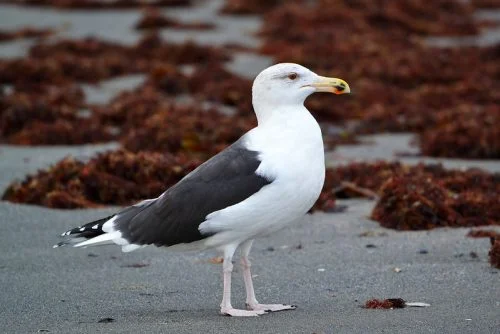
0;0;499;228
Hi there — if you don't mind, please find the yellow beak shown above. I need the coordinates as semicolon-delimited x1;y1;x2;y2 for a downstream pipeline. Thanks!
309;76;351;95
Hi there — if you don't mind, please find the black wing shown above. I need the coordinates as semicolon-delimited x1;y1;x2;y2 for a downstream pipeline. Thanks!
114;137;273;247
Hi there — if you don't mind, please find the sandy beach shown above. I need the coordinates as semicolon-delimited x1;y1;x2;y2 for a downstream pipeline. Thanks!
1;1;499;333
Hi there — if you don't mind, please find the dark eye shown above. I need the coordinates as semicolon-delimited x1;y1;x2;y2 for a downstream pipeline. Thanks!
288;72;298;80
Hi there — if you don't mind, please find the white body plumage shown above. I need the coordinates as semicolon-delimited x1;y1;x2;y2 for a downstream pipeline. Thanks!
200;105;325;249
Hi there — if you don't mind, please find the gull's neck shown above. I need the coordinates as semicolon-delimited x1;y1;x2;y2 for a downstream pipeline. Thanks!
253;97;308;126
253;103;306;127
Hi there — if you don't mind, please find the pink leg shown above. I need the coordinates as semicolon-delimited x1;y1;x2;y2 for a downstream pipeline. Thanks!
240;240;297;312
219;243;266;317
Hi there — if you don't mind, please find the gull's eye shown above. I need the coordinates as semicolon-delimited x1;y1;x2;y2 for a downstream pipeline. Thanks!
288;72;298;80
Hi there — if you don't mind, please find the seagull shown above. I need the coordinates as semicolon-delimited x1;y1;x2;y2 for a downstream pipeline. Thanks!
55;63;350;317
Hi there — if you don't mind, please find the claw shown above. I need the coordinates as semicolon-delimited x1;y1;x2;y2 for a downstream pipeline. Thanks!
246;303;297;312
221;308;268;317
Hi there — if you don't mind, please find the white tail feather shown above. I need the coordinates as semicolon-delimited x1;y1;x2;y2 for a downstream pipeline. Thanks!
74;231;122;248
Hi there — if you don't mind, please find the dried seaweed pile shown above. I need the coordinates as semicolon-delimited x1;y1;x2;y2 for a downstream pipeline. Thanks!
471;0;500;8
142;62;254;115
490;239;500;269
315;161;500;230
0;0;191;9
467;229;500;269
2;69;255;149
0;85;119;145
363;298;406;309
220;0;284;15
2;150;201;208
258;0;500;159
0;33;228;87
135;8;215;30
467;229;500;239
94;63;255;154
0;27;54;42
101;85;255;156
120;105;251;157
0;33;240;145
418;104;500;159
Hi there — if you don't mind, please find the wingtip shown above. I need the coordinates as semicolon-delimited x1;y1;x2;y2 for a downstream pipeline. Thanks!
53;242;66;248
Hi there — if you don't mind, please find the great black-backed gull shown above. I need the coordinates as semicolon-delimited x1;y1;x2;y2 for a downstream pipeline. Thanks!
55;63;350;317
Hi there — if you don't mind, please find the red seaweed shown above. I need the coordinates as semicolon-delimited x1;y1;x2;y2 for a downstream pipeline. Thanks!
0;0;191;9
364;298;406;309
2;150;201;208
0;27;54;42
314;162;500;230
135;9;215;30
490;239;500;269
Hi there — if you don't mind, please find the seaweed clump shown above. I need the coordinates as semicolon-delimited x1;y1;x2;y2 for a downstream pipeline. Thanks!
472;0;500;9
418;104;500;159
315;162;500;230
93;66;255;156
0;33;229;86
117;97;254;157
0;27;54;42
467;229;500;239
364;298;406;309
467;229;500;269
490;239;500;269
0;0;191;9
0;85;117;145
372;171;500;230
220;0;284;15
135;9;215;30
1;61;256;150
2;150;201;208
0;35;238;146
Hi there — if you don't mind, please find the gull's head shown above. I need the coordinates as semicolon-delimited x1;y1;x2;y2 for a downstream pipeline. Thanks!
252;63;350;113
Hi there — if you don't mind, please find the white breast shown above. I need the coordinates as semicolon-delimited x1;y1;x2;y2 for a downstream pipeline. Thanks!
251;106;325;210
200;106;325;248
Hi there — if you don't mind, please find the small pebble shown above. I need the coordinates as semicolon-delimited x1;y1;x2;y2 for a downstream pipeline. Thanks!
97;317;114;323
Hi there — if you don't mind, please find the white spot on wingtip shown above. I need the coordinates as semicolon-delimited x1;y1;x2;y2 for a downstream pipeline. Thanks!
92;224;99;229
79;227;85;232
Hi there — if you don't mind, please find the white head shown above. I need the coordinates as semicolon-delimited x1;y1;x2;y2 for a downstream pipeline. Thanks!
252;63;350;124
